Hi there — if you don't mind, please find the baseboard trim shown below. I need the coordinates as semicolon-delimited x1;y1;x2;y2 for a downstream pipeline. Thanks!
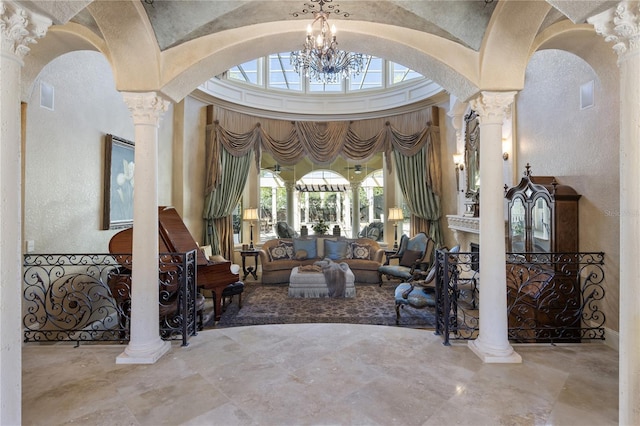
604;326;619;351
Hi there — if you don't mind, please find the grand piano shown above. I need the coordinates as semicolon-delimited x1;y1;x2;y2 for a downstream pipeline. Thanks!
109;206;240;322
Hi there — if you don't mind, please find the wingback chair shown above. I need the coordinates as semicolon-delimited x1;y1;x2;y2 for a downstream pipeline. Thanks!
378;232;435;285
276;221;299;238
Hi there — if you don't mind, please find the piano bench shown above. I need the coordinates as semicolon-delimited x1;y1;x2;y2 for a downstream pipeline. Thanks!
222;281;245;311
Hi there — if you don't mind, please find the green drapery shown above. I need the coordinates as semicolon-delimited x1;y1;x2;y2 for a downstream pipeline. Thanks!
203;146;252;259
394;144;444;248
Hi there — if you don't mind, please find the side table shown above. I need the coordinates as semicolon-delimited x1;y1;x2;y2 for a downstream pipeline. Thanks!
383;249;397;265
240;250;259;280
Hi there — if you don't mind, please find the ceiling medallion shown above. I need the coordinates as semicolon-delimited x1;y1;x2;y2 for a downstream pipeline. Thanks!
290;0;364;84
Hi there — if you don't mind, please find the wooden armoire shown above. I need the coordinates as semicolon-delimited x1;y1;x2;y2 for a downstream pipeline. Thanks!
504;164;582;342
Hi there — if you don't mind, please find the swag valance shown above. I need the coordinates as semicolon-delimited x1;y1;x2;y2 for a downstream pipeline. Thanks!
205;106;441;196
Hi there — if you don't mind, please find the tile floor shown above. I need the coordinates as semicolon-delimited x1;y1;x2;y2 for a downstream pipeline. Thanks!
22;324;618;426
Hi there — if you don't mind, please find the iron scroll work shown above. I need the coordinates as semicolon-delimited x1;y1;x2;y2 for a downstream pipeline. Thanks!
433;249;606;345
22;251;199;346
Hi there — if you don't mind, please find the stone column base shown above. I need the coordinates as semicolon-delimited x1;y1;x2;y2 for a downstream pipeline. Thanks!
468;339;522;364
116;339;171;364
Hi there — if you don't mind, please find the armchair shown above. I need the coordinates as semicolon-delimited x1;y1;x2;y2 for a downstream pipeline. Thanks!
394;245;460;325
378;232;435;285
394;263;437;324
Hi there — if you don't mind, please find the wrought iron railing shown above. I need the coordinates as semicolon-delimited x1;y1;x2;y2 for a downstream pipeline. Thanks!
23;251;198;346
434;249;606;345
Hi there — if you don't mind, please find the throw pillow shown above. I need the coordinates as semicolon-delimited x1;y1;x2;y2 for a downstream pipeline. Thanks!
210;254;227;262
283;241;295;259
400;249;423;267
295;249;308;260
199;244;212;259
324;240;348;261
350;243;371;260
269;241;293;261
293;238;317;259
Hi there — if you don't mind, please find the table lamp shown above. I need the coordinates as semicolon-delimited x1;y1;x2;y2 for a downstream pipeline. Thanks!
388;207;404;250
243;208;259;249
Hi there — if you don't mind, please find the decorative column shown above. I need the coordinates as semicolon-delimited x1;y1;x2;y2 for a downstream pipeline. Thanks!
352;182;361;238
343;187;351;236
285;182;295;226
271;186;277;231
0;3;50;424
468;91;521;363
117;92;171;364
588;3;640;424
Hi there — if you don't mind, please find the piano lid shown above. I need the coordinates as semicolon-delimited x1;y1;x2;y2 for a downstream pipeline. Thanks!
108;206;210;266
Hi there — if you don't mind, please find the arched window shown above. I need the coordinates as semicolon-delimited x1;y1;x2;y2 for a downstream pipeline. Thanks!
225;53;423;94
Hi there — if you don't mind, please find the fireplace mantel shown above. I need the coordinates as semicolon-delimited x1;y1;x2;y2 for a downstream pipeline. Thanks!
446;215;479;251
447;215;479;234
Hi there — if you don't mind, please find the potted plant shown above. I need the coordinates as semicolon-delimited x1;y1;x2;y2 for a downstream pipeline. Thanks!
312;219;329;235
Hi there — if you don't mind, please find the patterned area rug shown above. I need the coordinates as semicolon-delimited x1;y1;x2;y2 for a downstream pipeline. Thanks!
212;282;436;328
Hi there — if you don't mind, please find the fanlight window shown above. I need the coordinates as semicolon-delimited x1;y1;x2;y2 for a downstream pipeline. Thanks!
225;53;423;94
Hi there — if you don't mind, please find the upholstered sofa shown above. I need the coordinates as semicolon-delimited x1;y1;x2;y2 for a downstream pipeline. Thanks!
259;236;384;285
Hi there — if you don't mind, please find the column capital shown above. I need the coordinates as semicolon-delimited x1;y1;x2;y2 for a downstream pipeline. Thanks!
469;91;516;125
122;92;170;126
0;1;51;62
588;1;640;62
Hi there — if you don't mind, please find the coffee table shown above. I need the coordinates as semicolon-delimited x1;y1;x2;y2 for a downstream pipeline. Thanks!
288;266;356;298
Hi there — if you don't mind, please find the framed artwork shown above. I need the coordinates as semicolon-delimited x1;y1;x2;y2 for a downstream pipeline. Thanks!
103;134;135;230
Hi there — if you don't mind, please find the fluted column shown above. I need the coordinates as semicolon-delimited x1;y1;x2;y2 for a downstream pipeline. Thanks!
116;92;171;364
0;3;50;424
588;3;640;424
468;91;521;363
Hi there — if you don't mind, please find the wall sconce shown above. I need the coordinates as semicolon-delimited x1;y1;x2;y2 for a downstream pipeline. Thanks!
388;207;404;250
243;208;259;249
453;153;464;171
453;153;464;192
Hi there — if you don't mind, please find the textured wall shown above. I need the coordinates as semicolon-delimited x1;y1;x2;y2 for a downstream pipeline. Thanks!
516;48;620;333
24;51;173;253
179;96;209;244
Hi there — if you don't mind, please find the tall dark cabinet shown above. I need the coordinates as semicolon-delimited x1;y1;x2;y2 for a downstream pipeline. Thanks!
504;164;582;342
505;164;581;254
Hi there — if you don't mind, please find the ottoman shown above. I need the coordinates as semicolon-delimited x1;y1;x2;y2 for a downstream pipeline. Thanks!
288;266;356;298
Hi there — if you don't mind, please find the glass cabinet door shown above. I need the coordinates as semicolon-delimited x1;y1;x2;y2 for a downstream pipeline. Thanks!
509;198;526;252
531;197;551;252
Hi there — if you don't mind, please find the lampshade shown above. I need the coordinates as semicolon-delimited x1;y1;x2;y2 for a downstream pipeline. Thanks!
453;153;464;166
388;207;404;221
243;208;259;221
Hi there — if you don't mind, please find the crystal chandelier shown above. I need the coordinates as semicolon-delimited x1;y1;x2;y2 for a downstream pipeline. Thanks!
290;0;364;84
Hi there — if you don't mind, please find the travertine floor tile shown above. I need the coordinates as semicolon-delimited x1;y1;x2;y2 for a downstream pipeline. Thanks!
22;324;618;426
